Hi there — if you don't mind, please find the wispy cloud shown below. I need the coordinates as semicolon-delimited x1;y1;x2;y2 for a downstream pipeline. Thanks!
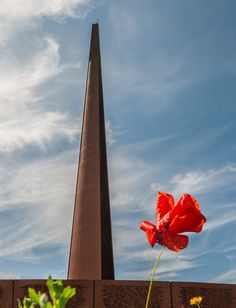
117;135;175;153
106;120;116;145
0;110;79;152
106;2;236;119
122;256;198;281
0;36;80;152
0;150;77;261
0;272;20;279
151;164;236;196
204;208;236;232
0;37;60;109
211;268;236;284
0;0;103;279
167;124;233;162
109;152;154;211
0;0;102;44
0;0;98;20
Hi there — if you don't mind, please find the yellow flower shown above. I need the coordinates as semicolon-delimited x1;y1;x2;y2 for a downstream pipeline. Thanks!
190;296;203;306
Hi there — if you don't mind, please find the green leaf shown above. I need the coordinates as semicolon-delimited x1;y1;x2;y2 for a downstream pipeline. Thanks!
52;279;63;299
28;288;41;304
59;286;76;307
47;276;55;304
17;299;23;308
47;275;63;305
22;297;34;308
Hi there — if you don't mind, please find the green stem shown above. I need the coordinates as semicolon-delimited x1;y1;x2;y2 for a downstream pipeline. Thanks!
145;246;165;308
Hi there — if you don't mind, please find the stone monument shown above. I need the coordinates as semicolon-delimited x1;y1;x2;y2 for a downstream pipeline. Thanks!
67;23;114;280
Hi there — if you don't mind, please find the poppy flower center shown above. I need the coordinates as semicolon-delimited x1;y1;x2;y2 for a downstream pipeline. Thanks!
165;222;170;230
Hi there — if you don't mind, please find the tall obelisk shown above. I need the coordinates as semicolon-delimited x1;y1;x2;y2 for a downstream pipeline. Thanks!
68;23;114;280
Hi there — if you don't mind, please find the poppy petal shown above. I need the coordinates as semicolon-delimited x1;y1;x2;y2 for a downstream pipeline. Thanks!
161;230;189;252
156;192;174;229
140;221;158;247
168;193;206;233
168;209;206;233
170;194;200;219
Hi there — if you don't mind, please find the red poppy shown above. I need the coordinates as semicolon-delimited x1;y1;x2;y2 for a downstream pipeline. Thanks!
140;192;206;252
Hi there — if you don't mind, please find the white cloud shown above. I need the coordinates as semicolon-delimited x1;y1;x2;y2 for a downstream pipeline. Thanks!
210;268;236;284
124;257;197;281
110;153;153;195
0;0;96;20
0;0;101;44
171;164;236;195
0;36;80;152
0;150;78;259
0;111;79;152
106;5;207;114
105;58;191;114
106;120;116;145
0;37;60;110
151;164;236;196
204;209;236;232
109;152;156;218
0;0;93;153
168;124;232;162
0;272;20;279
0;0;105;275
112;191;137;208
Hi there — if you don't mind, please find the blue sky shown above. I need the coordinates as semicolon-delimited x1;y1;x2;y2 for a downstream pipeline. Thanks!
0;0;236;283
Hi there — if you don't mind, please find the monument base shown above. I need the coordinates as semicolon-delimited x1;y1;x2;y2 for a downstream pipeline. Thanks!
1;279;235;307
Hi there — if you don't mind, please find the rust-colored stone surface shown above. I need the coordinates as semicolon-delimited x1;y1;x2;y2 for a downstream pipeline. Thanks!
94;280;171;308
0;280;13;307
13;280;93;308
0;279;235;307
68;22;114;280
13;280;47;308
171;281;236;308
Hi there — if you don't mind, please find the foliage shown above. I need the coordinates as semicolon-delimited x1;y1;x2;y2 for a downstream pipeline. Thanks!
17;276;76;308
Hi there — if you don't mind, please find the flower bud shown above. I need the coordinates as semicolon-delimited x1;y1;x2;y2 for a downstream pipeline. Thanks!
39;293;48;306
